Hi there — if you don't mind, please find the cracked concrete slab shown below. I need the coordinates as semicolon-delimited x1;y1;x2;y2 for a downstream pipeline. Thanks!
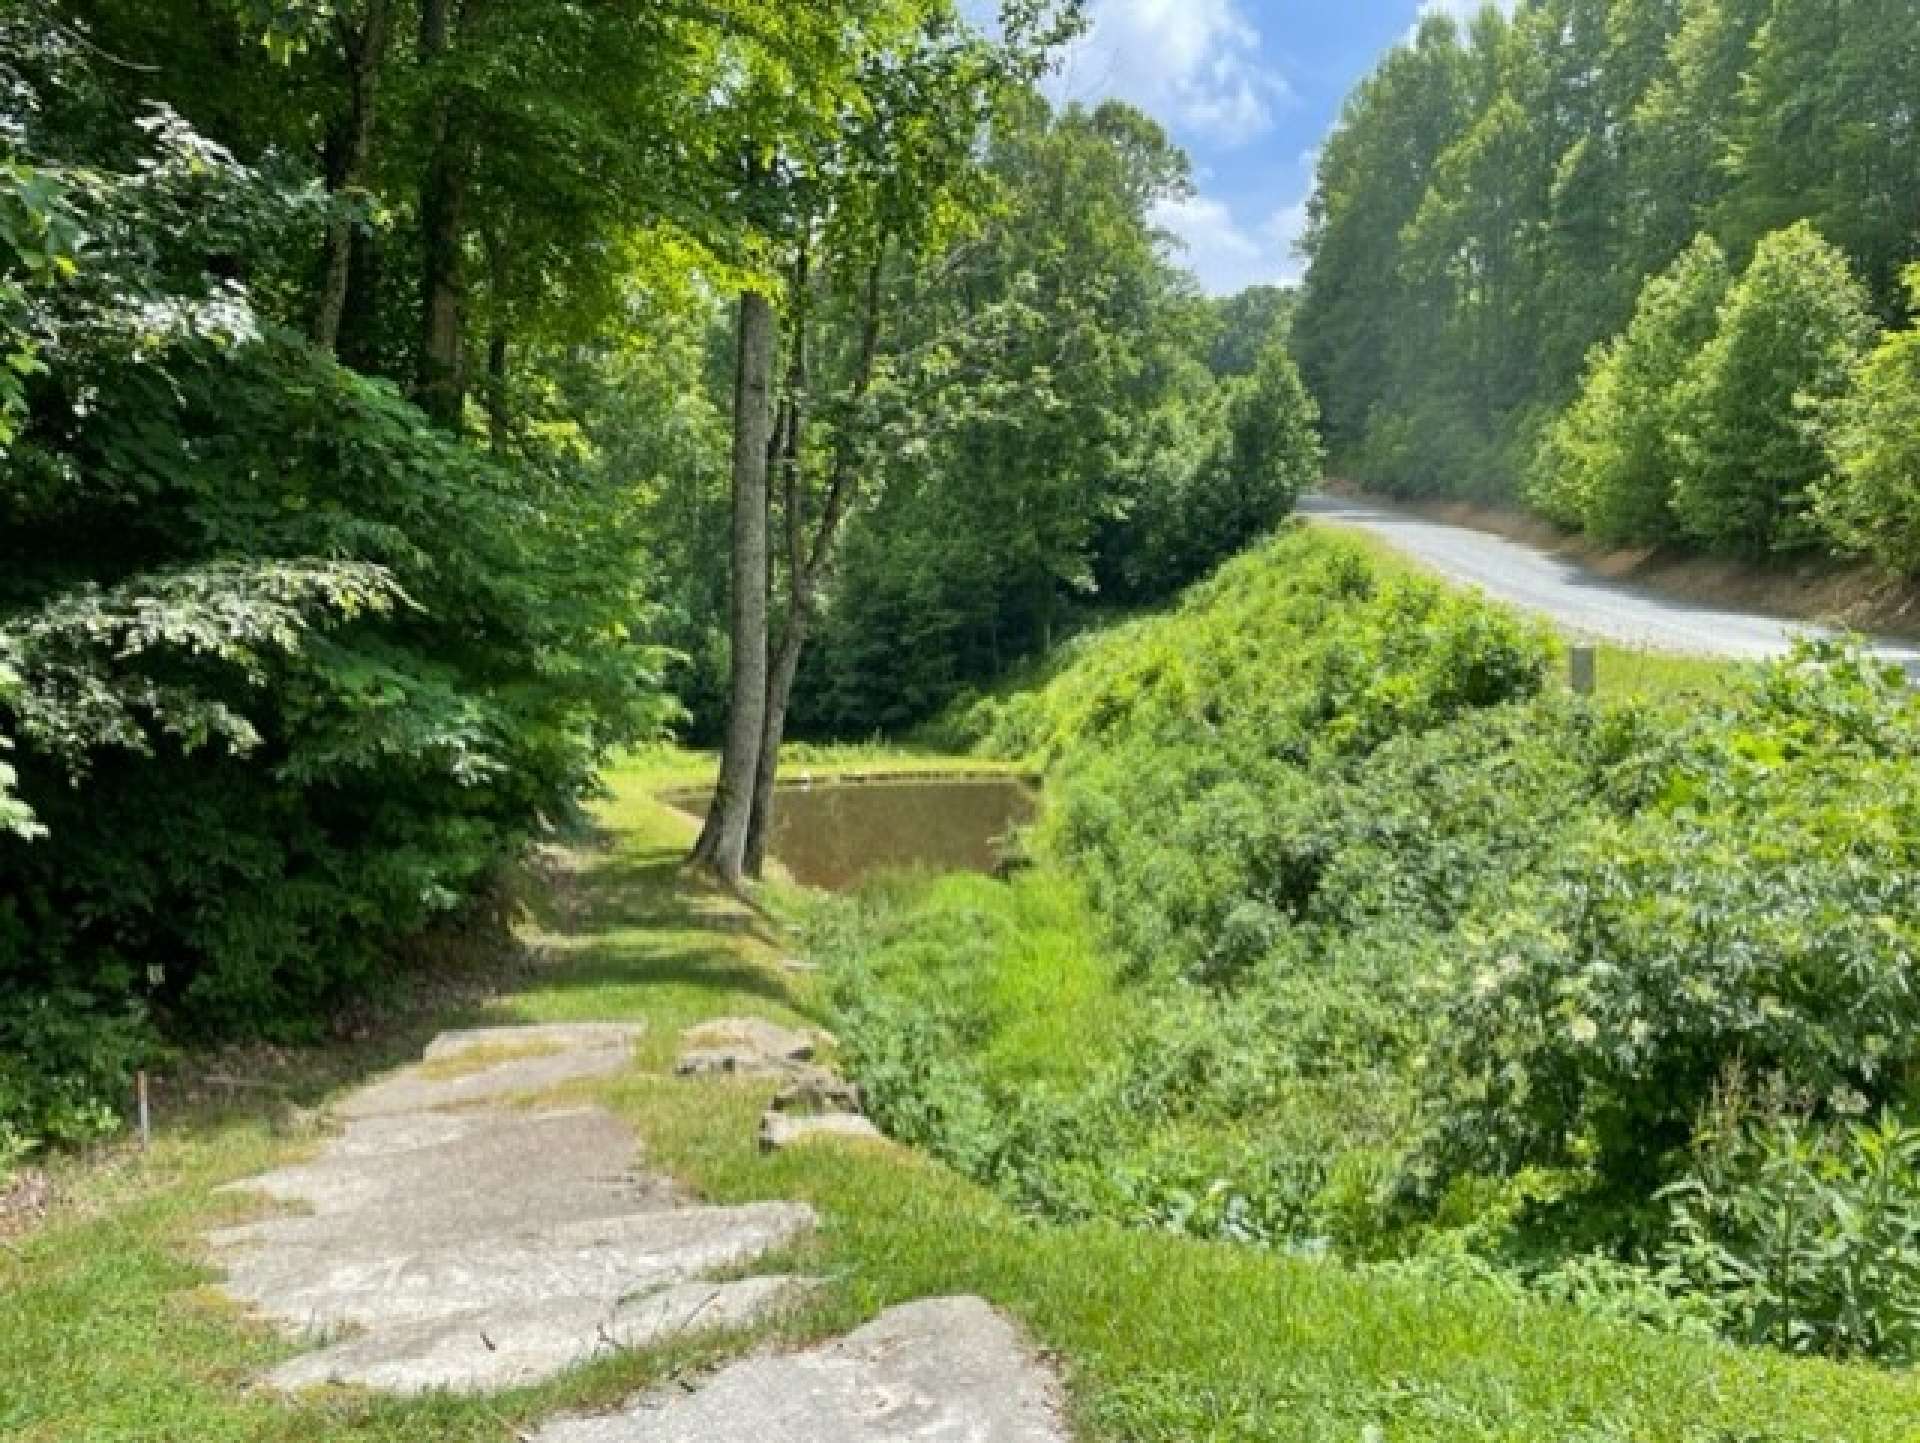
267;1277;811;1394
208;1024;816;1395
530;1296;1071;1442
339;1022;645;1118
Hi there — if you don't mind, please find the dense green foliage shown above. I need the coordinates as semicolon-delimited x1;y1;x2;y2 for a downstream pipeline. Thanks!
790;101;1319;737
1295;0;1920;568
1815;266;1920;575
0;13;690;1159
1666;223;1875;554
823;528;1920;1361
1530;236;1731;541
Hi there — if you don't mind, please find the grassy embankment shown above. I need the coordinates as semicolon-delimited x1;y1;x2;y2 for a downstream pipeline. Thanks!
817;525;1920;1397
9;708;1920;1439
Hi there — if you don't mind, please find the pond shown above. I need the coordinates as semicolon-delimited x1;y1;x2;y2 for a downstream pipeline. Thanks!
665;775;1037;891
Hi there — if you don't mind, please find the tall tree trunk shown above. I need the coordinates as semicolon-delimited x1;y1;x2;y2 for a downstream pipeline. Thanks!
692;289;777;887
745;608;810;877
416;0;468;428
744;267;811;878
485;326;509;453
742;248;885;877
313;0;391;354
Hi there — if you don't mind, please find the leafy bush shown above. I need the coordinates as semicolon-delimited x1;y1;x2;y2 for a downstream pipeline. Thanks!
1664;1104;1920;1362
0;990;147;1159
1424;646;1920;1194
1122;340;1322;592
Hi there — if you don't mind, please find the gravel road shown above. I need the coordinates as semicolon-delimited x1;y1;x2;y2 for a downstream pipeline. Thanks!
1301;493;1920;673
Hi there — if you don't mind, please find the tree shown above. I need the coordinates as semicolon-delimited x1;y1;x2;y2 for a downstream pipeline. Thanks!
1617;0;1767;287
1670;223;1877;555
1212;341;1322;550
1720;0;1920;316
312;0;392;353
1206;284;1295;379
697;288;777;883
692;3;1072;886
1294;15;1473;459
1531;234;1731;542
797;93;1217;733
1816;267;1920;573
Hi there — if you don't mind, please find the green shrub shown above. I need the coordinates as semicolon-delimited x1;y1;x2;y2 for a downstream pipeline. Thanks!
0;990;147;1157
1664;1105;1920;1362
1424;646;1920;1196
1530;236;1731;543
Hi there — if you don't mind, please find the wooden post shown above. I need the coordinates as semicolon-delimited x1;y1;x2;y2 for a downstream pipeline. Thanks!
136;1070;150;1150
1569;644;1597;697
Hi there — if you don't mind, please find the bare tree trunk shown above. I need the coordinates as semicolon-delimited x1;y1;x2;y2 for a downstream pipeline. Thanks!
692;289;777;887
745;608;810;877
485;326;509;452
314;0;390;354
742;248;885;877
744;264;811;878
416;0;468;428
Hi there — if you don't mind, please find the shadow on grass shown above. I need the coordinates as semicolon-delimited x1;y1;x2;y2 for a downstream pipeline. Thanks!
142;821;817;1160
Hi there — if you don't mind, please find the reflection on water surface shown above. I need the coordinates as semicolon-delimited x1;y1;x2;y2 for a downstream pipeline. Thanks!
665;776;1036;890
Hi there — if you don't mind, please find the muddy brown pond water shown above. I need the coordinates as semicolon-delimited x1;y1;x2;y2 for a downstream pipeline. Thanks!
665;776;1037;891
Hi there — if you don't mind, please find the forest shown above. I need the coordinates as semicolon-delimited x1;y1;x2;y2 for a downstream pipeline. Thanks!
1293;0;1920;567
0;1;1317;1157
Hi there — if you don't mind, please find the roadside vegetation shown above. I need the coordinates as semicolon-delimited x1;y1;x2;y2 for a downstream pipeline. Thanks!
819;526;1920;1368
1294;1;1920;576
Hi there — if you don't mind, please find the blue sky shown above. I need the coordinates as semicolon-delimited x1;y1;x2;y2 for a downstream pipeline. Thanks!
1022;0;1502;294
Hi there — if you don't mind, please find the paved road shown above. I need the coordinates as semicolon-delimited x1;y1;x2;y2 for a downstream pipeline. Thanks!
1301;493;1920;671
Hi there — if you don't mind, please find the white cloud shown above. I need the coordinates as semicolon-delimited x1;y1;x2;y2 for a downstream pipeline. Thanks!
1150;191;1308;296
1263;196;1311;271
1050;0;1291;147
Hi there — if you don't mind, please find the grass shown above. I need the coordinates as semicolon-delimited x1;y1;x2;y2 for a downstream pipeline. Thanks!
8;748;1920;1441
627;740;1030;794
1588;643;1749;703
